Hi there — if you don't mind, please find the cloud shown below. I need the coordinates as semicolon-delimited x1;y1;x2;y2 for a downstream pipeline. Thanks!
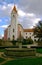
33;18;41;26
0;0;42;37
18;9;26;17
0;34;4;39
0;25;9;28
27;13;35;17
0;0;42;29
18;0;42;15
19;15;41;29
2;5;6;10
0;3;14;18
0;19;2;22
2;34;4;37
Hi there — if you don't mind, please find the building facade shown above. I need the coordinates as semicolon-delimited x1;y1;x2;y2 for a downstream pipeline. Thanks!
4;5;38;41
4;28;8;40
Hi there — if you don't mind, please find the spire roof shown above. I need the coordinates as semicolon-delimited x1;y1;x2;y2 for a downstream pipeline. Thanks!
12;5;17;13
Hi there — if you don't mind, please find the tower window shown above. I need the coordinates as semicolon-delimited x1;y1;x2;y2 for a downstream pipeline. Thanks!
13;29;14;32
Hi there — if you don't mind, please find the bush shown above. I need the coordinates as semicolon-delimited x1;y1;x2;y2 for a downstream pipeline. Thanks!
11;40;17;45
36;48;42;53
22;38;33;45
27;38;33;44
17;36;23;43
22;39;27;45
0;39;5;46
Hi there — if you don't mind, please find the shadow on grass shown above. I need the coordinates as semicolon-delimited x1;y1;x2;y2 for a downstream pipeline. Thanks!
0;57;5;63
2;57;42;65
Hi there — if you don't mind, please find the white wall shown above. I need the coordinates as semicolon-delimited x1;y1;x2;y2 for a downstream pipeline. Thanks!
23;32;38;41
10;10;18;40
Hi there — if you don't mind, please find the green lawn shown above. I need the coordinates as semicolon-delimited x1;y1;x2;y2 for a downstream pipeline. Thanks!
2;57;42;65
0;57;5;63
36;48;42;53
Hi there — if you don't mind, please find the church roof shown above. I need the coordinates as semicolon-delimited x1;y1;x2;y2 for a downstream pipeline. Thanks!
12;5;17;13
18;24;23;29
24;29;34;32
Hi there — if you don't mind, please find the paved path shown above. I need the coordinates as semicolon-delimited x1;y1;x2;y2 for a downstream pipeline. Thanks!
0;52;42;65
0;52;4;57
0;58;14;65
0;52;14;65
36;53;42;57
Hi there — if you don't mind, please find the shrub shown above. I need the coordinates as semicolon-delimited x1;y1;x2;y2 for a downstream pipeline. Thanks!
22;38;33;45
27;38;33;44
11;40;17;45
0;39;5;46
22;39;27;45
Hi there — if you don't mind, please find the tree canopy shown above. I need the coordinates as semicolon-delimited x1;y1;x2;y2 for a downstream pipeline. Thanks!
33;21;42;42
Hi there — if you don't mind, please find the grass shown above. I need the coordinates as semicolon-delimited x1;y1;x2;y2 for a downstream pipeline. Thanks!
0;49;6;52
36;48;42;53
2;57;42;65
0;57;5;63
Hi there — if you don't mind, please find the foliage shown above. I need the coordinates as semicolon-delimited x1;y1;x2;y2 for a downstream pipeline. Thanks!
27;38;33;44
0;39;5;46
0;39;13;46
22;39;27;45
17;31;24;43
36;48;42;53
33;21;42;42
22;38;33;45
11;40;17;45
0;49;6;52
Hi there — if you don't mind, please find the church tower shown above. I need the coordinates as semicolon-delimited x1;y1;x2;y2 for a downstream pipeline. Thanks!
10;5;18;40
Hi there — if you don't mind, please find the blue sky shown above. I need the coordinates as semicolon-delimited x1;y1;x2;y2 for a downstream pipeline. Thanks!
0;0;42;37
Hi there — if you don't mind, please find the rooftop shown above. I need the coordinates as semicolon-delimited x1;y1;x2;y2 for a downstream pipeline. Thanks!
12;5;17;13
24;29;34;32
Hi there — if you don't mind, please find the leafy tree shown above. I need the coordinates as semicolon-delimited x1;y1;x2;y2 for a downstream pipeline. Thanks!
33;21;42;42
22;38;33;45
17;32;23;43
27;37;33;44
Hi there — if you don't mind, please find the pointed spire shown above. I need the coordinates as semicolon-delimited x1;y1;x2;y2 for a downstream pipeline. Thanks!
12;5;17;13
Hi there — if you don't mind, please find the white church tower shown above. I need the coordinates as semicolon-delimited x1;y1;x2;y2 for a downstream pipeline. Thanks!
10;5;18;40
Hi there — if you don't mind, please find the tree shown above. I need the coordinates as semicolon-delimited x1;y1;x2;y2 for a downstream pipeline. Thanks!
17;31;23;43
22;38;33;45
33;21;42;42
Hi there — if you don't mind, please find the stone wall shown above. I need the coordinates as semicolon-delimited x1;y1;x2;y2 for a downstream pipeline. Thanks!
4;48;36;57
